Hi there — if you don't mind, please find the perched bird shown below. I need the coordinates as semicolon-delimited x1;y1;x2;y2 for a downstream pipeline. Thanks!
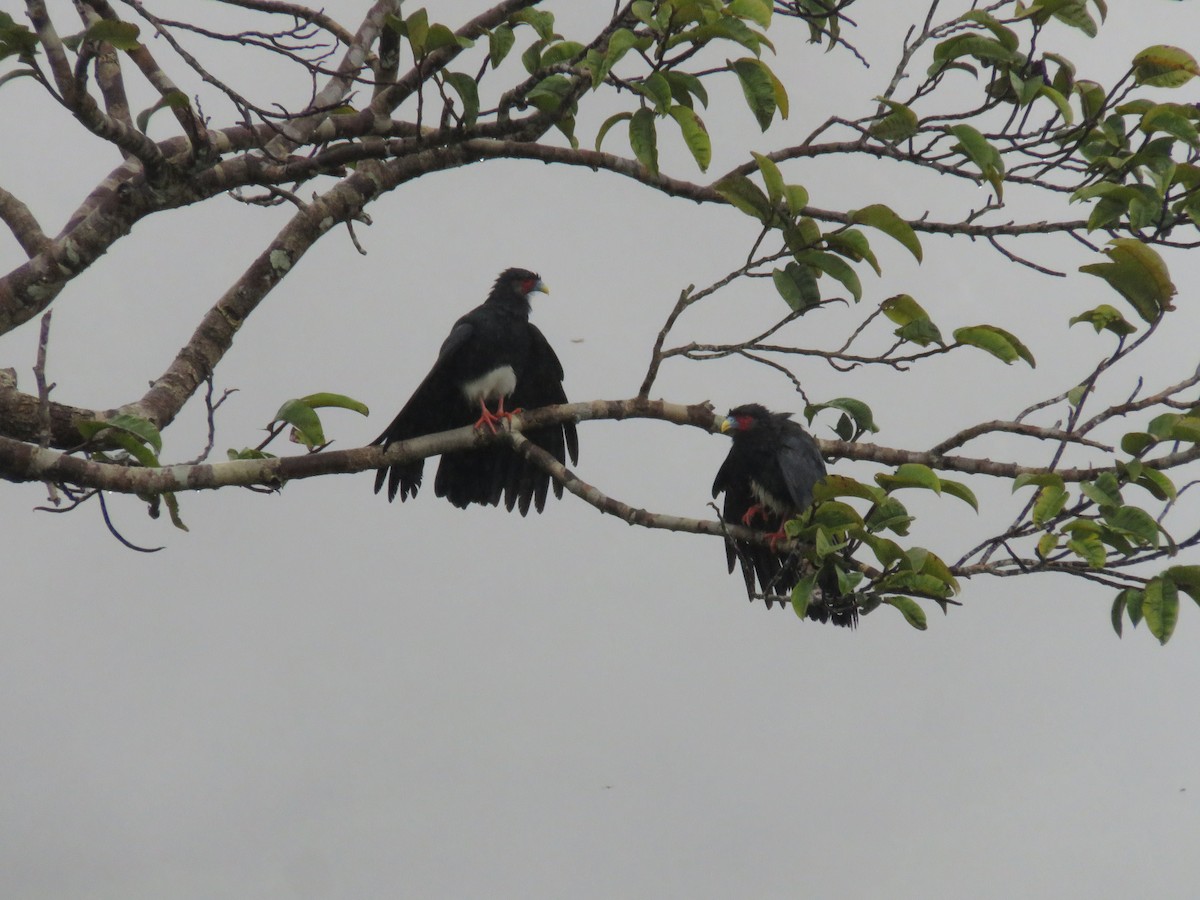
372;268;578;515
712;403;855;626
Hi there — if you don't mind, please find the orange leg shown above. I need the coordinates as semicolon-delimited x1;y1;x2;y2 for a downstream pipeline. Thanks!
740;504;766;526
765;526;789;552
474;397;524;434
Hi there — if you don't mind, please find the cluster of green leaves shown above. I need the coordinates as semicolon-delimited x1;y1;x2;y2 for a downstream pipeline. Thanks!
591;0;784;174
1069;56;1200;236
228;392;369;459
78;413;187;532
1007;399;1200;645
1112;566;1200;645
0;12;39;91
787;464;978;630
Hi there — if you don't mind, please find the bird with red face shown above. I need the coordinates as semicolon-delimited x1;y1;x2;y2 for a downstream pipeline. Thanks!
713;403;856;626
372;268;578;515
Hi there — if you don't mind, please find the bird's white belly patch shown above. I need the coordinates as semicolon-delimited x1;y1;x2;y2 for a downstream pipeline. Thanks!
749;479;788;515
461;365;516;404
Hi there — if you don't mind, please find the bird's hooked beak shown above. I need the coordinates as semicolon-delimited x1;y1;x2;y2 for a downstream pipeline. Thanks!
718;416;734;434
534;279;550;296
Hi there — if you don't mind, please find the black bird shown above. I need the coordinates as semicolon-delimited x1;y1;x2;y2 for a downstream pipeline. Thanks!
372;268;578;514
712;403;855;626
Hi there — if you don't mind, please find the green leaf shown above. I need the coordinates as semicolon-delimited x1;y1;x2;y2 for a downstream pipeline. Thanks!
877;463;942;495
1051;0;1100;37
941;479;979;511
1140;103;1200;148
423;23;463;54
274;399;326;449
854;531;906;568
730;57;781;131
947;124;1005;198
662;70;709;109
825;230;879;276
540;39;585;68
521;38;546;75
1067;531;1106;568
402;8;429;55
1111;588;1133;637
162;490;188;532
812;475;887;504
791;573;816;619
932;32;1023;70
1121;431;1156;457
487;25;515;68
808;501;864;531
805;397;879;435
298;392;369;416
1143;577;1179;644
526;74;573;113
629;107;658;175
907;547;960;594
1037;84;1074;124
595;111;632;151
885;596;928;630
694;18;770;56
961;10;1019;51
443;72;479;126
1165;565;1200;606
1037;532;1060;558
1170;416;1200;443
635;71;673;113
772;263;819;311
865;496;913;536
1103;506;1161;548
1133;45;1199;88
594;28;641;88
1081;471;1122;509
751;152;785;205
669;105;711;172
227;447;276;461
1126;586;1145;627
729;0;773;28
782;185;808;217
85;20;141;50
953;325;1036;367
713;173;773;222
0;12;39;61
510;7;555;40
880;294;944;345
1032;484;1069;526
1069;304;1137;336
1132;466;1176;502
849;204;923;262
1013;472;1065;492
631;1;657;30
1079;239;1177;324
792;250;862;302
869;99;919;141
78;413;163;454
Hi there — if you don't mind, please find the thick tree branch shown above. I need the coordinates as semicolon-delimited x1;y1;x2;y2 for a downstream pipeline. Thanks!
6;398;1195;499
0;187;51;258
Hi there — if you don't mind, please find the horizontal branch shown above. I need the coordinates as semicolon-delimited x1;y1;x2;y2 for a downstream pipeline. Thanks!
5;398;1193;504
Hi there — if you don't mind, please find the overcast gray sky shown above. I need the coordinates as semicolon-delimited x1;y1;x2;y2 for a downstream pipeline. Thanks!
3;2;1200;898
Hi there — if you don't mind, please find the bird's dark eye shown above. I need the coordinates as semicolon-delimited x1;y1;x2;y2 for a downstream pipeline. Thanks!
521;279;535;294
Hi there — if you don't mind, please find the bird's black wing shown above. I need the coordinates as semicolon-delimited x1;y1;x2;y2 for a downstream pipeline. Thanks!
372;319;476;502
712;450;792;608
500;323;578;515
776;423;827;511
